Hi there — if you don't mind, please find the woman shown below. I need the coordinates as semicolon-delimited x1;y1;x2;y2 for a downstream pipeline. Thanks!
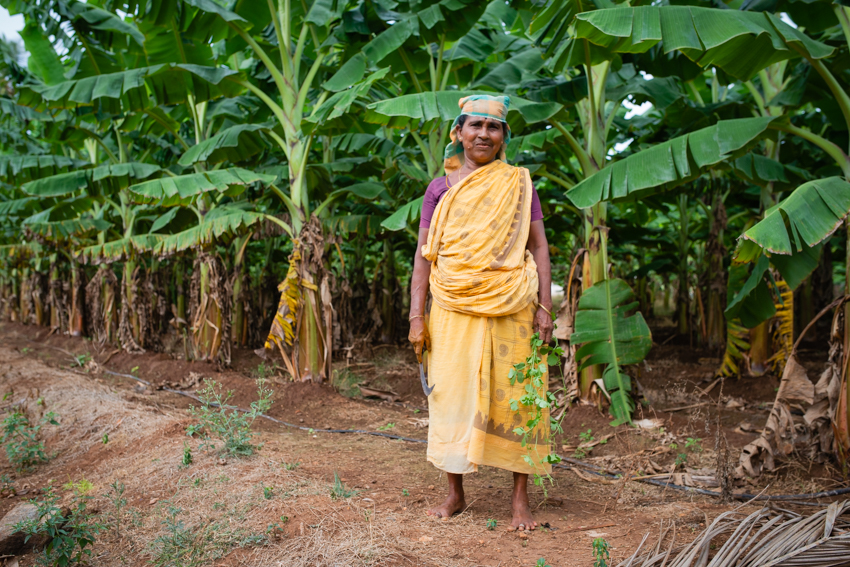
408;94;554;531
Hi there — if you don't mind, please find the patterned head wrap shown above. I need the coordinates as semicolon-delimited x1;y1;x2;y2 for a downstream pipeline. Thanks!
443;94;512;175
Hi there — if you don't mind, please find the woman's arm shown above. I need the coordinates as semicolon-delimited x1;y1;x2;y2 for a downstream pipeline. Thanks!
527;220;553;344
408;227;432;362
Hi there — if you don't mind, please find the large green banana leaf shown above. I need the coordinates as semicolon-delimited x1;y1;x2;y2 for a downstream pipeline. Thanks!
22;163;162;198
571;7;833;81
0;155;90;185
17;64;241;114
0;197;39;217
304;68;391;134
24;218;112;240
20;24;65;85
366;91;562;131
725;255;777;328
77;234;165;264
178;124;269;167
566;116;782;208
570;278;652;426
740;177;850;255
153;208;267;255
128;168;276;207
381;196;425;231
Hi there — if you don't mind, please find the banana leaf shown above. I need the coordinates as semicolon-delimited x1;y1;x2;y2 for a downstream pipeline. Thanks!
566;116;782;208
740;176;850;255
0;155;90;185
24;218;112;240
77;234;165;264
128;168;276;207
178;124;269;166
153;208;267;255
570;278;652;426
572;7;833;81
381;196;425;231
17;63;242;114
22;163;162;198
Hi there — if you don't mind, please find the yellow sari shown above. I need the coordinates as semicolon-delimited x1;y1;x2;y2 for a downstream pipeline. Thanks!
423;159;550;475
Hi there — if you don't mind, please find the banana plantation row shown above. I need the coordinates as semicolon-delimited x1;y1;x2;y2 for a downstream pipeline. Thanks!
1;0;850;472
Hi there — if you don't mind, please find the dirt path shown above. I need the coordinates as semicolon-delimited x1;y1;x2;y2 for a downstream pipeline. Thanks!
0;323;839;566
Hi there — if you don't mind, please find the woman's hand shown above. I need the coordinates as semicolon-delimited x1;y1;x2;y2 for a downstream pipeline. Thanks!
408;317;431;363
533;306;553;344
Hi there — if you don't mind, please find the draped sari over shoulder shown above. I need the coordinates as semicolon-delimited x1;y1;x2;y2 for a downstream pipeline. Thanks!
423;159;551;475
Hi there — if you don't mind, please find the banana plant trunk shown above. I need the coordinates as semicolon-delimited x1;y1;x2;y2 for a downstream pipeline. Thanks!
705;192;727;349
580;202;607;396
69;262;85;337
379;239;397;344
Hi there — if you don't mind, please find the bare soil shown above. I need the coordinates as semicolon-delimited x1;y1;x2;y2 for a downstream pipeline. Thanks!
0;321;845;567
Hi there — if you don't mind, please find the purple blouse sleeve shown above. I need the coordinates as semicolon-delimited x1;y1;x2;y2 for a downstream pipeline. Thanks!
530;184;543;223
419;177;445;229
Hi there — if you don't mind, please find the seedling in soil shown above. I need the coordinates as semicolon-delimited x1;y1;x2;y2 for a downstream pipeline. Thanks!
108;481;127;538
188;378;273;458
686;437;703;452
330;472;357;500
283;461;300;471
401;489;409;497
1;410;58;472
675;453;688;468
536;559;553;567
579;429;595;444
255;362;280;381
0;474;14;497
592;537;610;567
263;486;274;500
377;423;395;431
21;347;30;354
102;433;109;444
182;444;193;467
130;366;139;376
15;486;106;567
63;478;94;495
73;352;92;368
486;518;497;530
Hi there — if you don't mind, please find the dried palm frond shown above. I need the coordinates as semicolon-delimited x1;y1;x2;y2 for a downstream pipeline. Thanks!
768;279;794;376
717;318;750;378
619;501;850;567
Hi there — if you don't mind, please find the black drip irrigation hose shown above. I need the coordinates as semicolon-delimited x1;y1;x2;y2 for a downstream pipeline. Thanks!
95;366;850;504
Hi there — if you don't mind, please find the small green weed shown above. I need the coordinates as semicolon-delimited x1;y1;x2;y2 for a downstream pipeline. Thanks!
1;410;58;472
14;486;106;567
330;472;357;500
72;353;92;368
675;453;688;468
182;444;193;467
62;478;94;495
187;378;273;458
486;518;497;530
102;433;108;444
263;486;274;500
130;366;139;376
21;347;31;354
254;362;280;380
283;460;300;471
401;488;409;497
536;559;553;567
592;537;610;567
377;423;395;431
0;474;14;496
108;481;127;538
331;368;363;398
685;437;703;452
579;429;594;444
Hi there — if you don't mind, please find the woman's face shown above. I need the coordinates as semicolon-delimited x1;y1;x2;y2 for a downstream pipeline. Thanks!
456;116;504;166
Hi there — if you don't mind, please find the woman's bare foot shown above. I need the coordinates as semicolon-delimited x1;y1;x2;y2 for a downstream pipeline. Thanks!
507;473;538;531
427;473;465;519
426;492;466;519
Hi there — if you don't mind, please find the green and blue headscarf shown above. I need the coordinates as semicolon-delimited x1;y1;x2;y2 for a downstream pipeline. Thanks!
444;94;512;175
